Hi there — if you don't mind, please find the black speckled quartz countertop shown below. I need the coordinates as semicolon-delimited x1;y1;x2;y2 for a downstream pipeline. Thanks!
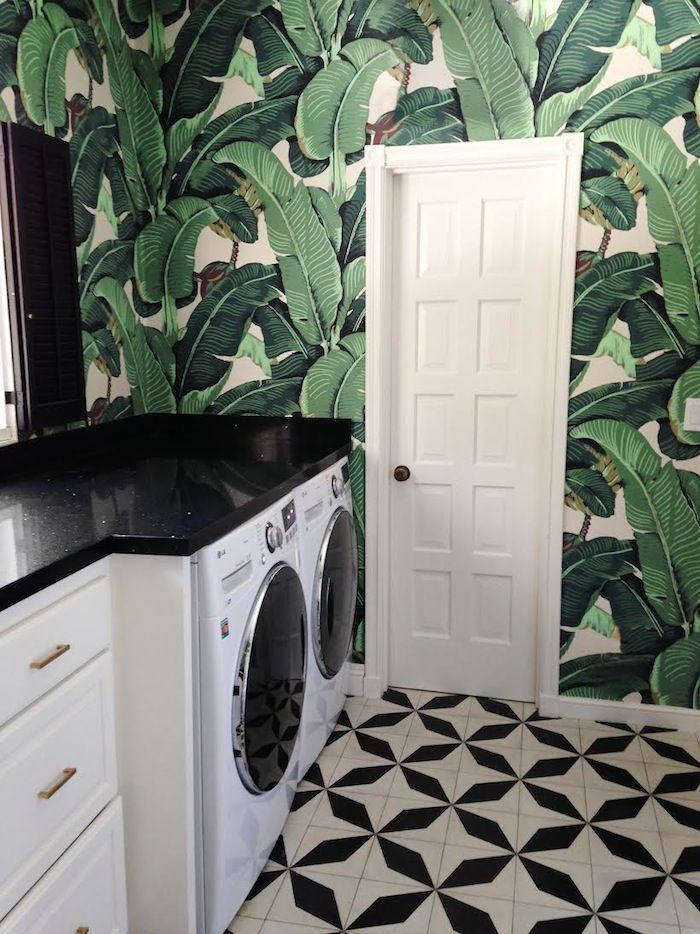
0;415;352;611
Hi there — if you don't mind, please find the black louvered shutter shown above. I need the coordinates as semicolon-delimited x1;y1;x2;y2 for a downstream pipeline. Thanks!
0;122;85;431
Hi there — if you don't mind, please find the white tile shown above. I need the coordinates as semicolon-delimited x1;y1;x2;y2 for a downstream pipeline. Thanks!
588;824;666;872
379;796;451;844
267;870;359;928
322;730;351;757
515;854;593;911
260;921;336;933
389;763;458;803
288;790;323;827
465;718;523;749
520;748;585;787
586;720;640;735
513;903;595;933
311;789;386;833
519;780;587;823
409;712;469;742
675;877;700;930
293;827;372;878
471;698;524;721
596;920;679;934
367;688;421;709
454;771;521;815
429;892;514;932
343;730;408;762
363;835;443;887
517;814;591;864
245;691;700;934
300;745;341;786
343;697;367;716
419;693;473;717
439;843;516;900
347;879;435;932
580;729;645;762
237;871;286;919
228;916;264;933
523;721;583;752
275;823;311;864
529;716;581;732
400;735;464;772
446;805;518;853
582;755;649;792
330;757;398;797
460;742;522;779
654;798;700;837
646;763;700;800
584;786;658;830
340;705;372;730
361;696;415;714
594;870;678;926
357;710;415;736
661;832;700;872
640;735;700;768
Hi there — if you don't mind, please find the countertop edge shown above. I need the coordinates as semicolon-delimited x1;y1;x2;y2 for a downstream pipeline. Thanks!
0;442;352;613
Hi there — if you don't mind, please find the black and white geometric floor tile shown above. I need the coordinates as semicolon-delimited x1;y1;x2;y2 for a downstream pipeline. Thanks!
229;689;700;934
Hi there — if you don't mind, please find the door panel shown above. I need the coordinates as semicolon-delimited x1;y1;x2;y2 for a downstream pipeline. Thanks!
389;165;563;701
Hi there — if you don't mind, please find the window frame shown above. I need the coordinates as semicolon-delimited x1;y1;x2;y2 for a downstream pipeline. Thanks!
0;221;16;445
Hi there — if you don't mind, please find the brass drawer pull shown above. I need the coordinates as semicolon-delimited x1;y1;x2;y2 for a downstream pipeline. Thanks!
37;767;77;799
30;644;71;670
76;928;89;933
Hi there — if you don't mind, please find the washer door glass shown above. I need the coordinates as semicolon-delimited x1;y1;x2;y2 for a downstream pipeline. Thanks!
315;508;358;679
235;564;306;793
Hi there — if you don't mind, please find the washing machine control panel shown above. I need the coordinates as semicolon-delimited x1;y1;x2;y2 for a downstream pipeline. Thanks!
281;499;296;531
265;522;283;552
264;500;297;553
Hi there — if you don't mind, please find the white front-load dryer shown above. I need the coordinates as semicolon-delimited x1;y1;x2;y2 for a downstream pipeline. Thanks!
298;457;358;778
194;495;306;934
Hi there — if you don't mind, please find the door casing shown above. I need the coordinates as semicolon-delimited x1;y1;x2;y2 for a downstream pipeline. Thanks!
363;136;584;706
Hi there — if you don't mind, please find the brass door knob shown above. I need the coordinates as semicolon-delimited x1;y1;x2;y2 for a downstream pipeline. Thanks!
394;465;411;482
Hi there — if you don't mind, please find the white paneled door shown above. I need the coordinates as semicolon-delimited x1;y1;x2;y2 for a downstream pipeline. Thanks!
388;161;568;701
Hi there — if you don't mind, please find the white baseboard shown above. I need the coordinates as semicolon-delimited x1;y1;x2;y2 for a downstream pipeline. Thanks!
540;692;700;733
361;673;385;699
347;663;365;697
346;665;387;699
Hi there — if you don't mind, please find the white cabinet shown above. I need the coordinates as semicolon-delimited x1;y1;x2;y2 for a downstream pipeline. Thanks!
0;655;117;917
0;563;126;926
0;575;111;726
0;799;127;933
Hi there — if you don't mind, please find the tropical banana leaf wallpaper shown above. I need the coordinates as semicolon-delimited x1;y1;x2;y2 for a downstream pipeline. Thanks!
0;0;698;703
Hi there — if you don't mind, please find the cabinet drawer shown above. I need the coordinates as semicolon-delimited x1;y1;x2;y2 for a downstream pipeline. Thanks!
0;576;111;726
0;654;117;919
0;798;127;933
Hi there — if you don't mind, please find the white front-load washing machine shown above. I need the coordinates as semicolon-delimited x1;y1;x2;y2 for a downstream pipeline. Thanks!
297;457;358;778
194;494;306;933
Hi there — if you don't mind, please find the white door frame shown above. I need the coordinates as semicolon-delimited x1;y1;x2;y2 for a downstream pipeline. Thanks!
363;136;584;705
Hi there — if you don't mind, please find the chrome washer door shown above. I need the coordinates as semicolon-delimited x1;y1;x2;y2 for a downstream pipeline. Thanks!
313;508;358;679
233;563;307;793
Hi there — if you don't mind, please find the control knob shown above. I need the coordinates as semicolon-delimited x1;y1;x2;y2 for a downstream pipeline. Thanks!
331;474;343;498
265;522;284;553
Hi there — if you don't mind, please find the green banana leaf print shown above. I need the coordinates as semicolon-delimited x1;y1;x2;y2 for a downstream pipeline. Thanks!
1;0;698;686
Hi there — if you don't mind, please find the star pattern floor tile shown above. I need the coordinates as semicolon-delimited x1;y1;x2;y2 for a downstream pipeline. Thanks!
229;690;700;933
